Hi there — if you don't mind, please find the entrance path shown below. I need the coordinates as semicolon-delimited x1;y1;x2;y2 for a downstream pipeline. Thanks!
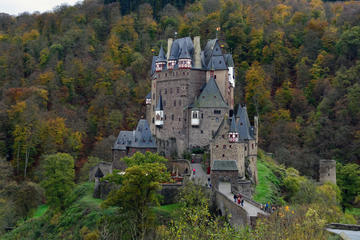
190;163;209;186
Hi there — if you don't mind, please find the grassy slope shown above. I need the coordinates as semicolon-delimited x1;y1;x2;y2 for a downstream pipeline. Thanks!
2;182;109;240
254;150;282;204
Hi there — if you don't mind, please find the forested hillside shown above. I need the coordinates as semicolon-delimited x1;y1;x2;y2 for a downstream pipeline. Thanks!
0;0;359;179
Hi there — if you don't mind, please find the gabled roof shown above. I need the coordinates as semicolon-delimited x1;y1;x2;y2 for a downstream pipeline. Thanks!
156;95;163;110
156;45;166;62
212;160;238;171
202;39;228;70
191;77;228;108
236;105;253;140
113;119;157;150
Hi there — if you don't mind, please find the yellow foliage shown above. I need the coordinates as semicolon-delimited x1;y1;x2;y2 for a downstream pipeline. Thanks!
273;4;292;24
8;101;26;120
38;71;55;85
22;29;40;43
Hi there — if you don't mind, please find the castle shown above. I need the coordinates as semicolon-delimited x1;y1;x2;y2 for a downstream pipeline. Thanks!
113;36;258;186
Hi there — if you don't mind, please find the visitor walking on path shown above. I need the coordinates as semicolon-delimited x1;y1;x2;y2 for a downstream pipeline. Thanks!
233;194;237;203
192;168;196;175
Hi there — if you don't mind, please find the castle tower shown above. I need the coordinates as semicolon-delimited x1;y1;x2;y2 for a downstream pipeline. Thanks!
319;160;336;185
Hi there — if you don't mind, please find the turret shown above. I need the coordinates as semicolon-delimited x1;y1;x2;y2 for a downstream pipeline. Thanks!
228;115;238;143
178;41;192;69
155;46;167;72
155;95;164;126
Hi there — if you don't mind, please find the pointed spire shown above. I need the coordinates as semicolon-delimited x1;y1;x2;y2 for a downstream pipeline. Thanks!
156;45;166;62
237;105;253;140
230;115;237;132
236;104;243;118
156;95;163;111
95;168;104;178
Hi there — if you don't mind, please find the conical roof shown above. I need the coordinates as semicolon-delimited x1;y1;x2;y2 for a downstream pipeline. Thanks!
95;168;104;178
156;95;163;110
229;115;237;132
236;105;253;140
156;45;166;62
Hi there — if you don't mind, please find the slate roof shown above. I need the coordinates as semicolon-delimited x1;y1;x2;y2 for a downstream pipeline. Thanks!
95;168;104;178
156;95;163;110
113;119;157;150
236;105;254;140
229;115;237;132
150;56;157;75
212;160;238;171
224;54;234;67
202;39;228;70
145;91;151;99
156;45;166;62
169;37;194;61
191;77;228;108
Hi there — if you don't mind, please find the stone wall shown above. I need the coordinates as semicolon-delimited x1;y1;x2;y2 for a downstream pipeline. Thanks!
188;107;228;149
89;162;113;181
167;159;191;176
159;183;182;205
214;190;249;227
319;159;336;184
210;122;246;177
211;170;238;190
232;179;254;198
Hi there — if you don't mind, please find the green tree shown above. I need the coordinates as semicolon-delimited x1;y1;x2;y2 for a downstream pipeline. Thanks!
337;163;360;209
122;151;167;168
41;153;75;210
102;162;170;240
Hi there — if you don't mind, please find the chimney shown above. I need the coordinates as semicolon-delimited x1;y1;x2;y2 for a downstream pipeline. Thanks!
167;38;173;60
193;36;201;69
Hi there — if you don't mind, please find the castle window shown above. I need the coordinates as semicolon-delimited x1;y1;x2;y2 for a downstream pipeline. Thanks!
223;145;226;149
164;115;166;120
252;144;254;149
222;135;224;138
214;110;221;114
219;60;221;64
179;118;181;121
216;145;218;148
240;122;243;125
201;130;203;134
245;146;247;151
183;72;185;75
229;145;232;148
171;114;174;120
174;100;176;106
165;89;167;94
153;93;155;100
214;75;216;79
170;88;173;94
152;118;154;123
216;118;219;122
201;113;203;118
179;100;181;106
177;87;179;93
165;73;167;77
222;154;225;157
